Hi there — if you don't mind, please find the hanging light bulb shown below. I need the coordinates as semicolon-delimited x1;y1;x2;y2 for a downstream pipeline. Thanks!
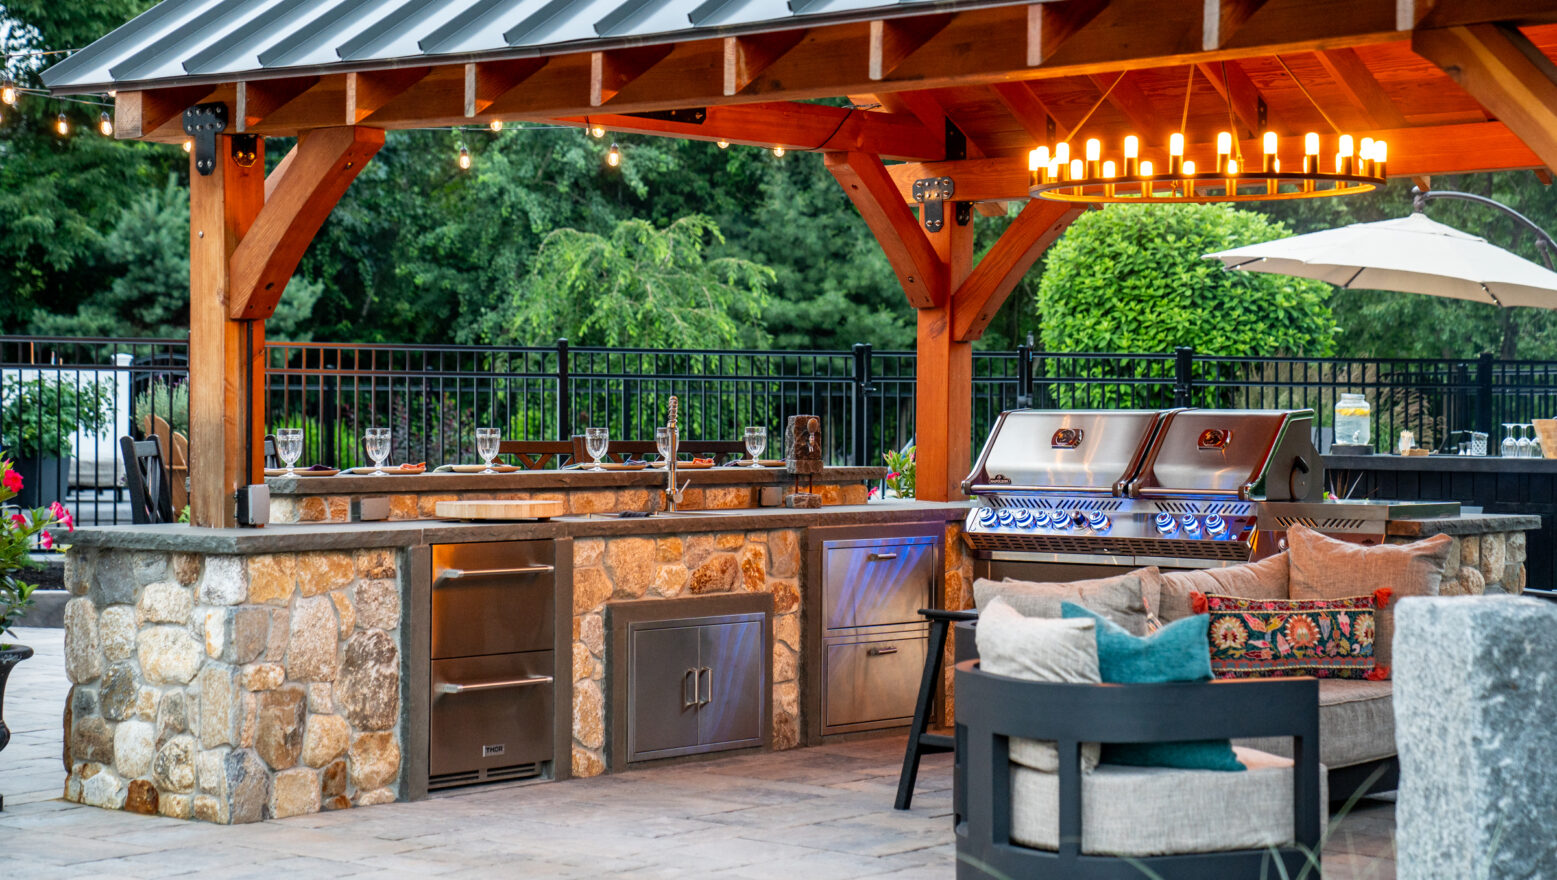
1054;142;1070;166
98;111;113;136
1169;132;1185;175
1029;146;1050;183
1374;140;1388;177
1182;159;1196;175
772;145;785;158
716;139;729;149
457;144;471;170
1;78;15;106
489;119;503;132
589;125;606;138
1139;159;1154;177
1085;138;1101;177
182;139;193;153
1215;131;1232;173
607;142;621;167
1123;135;1139;175
1303;132;1320;175
55;112;69;136
1263;131;1278;172
107;89;117;98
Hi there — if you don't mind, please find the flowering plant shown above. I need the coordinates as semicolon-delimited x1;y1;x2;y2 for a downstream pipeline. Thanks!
883;445;916;499
1;460;73;644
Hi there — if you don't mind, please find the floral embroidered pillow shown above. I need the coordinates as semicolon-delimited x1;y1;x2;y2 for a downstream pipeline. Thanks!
1192;589;1394;681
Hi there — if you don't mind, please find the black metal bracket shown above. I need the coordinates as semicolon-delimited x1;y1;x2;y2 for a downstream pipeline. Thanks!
913;177;955;233
231;133;259;168
182;103;229;176
625;108;707;125
944;120;971;225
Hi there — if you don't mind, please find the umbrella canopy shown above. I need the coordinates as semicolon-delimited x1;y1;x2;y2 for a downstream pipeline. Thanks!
1204;212;1557;309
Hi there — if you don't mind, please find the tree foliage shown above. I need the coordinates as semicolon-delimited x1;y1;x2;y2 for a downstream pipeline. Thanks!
1037;203;1335;357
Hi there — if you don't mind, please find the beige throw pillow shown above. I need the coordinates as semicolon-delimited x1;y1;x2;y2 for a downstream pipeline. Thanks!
974;572;1150;635
1148;553;1292;622
975;597;1102;773
1286;524;1453;670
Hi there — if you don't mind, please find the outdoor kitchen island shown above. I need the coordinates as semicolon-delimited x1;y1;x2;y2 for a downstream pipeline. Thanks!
58;488;974;824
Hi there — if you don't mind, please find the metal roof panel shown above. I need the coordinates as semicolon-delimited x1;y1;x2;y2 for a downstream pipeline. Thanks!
109;0;282;82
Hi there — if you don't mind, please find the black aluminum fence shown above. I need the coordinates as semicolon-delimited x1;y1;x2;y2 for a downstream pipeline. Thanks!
4;336;1555;527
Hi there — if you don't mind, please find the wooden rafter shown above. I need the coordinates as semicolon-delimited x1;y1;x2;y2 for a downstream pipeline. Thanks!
466;59;549;117
989;81;1070;143
1028;0;1110;66
951;199;1084;342
868;91;1013;215
724;32;806;96
1089;71;1170;140
113;85;213;139
591;45;675;106
236;77;318;132
1413;24;1557;172
559;102;942;160
346;68;431;124
229;127;385;321
1195;60;1287;136
1314;48;1408;129
1203;0;1271;51
824;151;946;308
870;14;956;81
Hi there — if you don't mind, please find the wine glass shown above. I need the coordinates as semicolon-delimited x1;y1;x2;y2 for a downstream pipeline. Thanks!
365;428;391;475
1518;424;1536;459
744;426;767;464
1501;423;1519;458
476;427;501;473
585;426;609;471
276;428;304;476
655;426;675;462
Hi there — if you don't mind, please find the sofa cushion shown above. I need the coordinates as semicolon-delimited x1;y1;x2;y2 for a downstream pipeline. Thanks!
1234;679;1395;771
1009;747;1328;856
1061;603;1242;772
1287;524;1453;672
975;597;1102;774
975;571;1151;635
1201;590;1390;680
1147;554;1291;623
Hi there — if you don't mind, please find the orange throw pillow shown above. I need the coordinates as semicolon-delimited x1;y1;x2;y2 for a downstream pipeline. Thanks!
1285;524;1453;673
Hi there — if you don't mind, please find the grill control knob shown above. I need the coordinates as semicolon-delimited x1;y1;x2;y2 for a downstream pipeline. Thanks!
1013;510;1036;529
1071;511;1088;528
1180;514;1203;535
1033;510;1054;528
976;508;998;528
996;509;1016;528
1154;513;1176;534
1086;511;1111;531
1204;514;1228;537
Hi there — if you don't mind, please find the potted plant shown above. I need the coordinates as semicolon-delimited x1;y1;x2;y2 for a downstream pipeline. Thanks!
882;444;916;499
1;375;113;510
0;459;73;757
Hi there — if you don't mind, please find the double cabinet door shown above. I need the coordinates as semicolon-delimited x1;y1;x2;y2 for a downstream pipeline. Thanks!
628;616;764;762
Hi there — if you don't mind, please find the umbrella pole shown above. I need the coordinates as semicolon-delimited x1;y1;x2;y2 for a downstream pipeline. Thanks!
1411;186;1557;271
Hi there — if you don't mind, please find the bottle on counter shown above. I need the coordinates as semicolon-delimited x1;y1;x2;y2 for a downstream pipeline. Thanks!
1334;393;1371;447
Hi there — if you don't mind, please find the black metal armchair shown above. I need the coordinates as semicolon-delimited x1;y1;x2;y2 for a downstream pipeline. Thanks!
955;660;1322;880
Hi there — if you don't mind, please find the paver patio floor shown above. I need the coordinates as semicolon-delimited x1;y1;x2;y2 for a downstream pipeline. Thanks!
0;626;1396;878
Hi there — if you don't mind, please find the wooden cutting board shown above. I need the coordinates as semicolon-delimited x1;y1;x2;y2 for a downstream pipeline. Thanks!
434;500;565;521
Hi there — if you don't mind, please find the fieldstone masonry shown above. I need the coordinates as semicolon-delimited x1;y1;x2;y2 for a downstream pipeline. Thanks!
1394;595;1557;880
61;545;406;823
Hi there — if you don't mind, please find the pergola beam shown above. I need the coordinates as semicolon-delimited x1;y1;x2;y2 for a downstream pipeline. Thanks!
236;77;319;132
1089;71;1171;141
1203;0;1271;51
1028;0;1110;66
559;102;943;160
1412;24;1557;172
990;81;1070;142
951;199;1084;342
113;85;214;139
725;32;807;96
1314;48;1408;129
1195;60;1287;136
824;151;947;308
870;14;956;81
346;68;432;124
466;59;549;117
591;45;676;106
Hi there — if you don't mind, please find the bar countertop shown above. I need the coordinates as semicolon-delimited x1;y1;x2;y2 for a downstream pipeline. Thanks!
265;465;887;495
1326;454;1557;474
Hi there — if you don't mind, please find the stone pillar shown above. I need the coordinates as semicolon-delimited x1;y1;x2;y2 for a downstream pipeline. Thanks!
1394;595;1557;880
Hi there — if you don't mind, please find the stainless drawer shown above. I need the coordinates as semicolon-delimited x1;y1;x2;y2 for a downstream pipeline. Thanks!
823;536;935;631
822;634;926;732
430;650;554;778
431;541;554;659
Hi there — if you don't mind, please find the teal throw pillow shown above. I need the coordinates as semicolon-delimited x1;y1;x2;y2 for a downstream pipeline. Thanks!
1060;602;1244;772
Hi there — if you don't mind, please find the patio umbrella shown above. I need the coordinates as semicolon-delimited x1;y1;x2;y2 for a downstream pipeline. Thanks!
1203;211;1557;309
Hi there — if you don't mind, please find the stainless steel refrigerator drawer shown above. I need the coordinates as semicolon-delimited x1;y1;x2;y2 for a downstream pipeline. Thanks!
431;542;555;659
823;536;935;631
822;634;926;732
429;650;554;779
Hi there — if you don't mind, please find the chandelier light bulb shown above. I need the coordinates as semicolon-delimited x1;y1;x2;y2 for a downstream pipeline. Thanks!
1273;158;1281;172
1182;159;1196;175
55;113;68;136
1169;133;1185;157
1069;158;1083;180
1360;137;1375;158
608;142;621;167
1375;140;1387;163
1139;159;1154;177
1102;160;1116;178
1054;142;1070;165
1216;131;1232;155
1338;134;1355;157
1304;132;1320;155
1085;138;1100;162
489;119;503;132
1227;159;1238;175
98;112;113;136
1124;135;1139;159
1263;132;1278;154
457;144;471;170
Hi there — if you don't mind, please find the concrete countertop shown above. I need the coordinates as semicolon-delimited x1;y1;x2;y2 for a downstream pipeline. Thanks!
266;466;887;495
1326;454;1557;474
67;500;972;554
1385;513;1543;537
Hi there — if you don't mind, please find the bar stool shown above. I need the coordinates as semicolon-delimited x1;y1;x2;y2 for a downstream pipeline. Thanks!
894;608;979;810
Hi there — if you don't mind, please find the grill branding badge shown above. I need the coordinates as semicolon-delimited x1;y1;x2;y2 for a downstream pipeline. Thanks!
483;743;506;757
1051;428;1084;449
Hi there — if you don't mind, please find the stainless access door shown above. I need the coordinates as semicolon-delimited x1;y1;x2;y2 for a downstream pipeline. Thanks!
697;620;763;749
628;626;701;759
823;536;935;633
429;650;554;778
822;632;926;731
430;541;554;659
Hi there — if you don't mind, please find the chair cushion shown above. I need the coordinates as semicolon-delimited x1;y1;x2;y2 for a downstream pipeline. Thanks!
975;598;1102;774
1234;679;1395;770
1010;747;1328;857
1202;590;1390;680
974;571;1151;635
1286;524;1453;672
1147;553;1291;623
1061;603;1242;772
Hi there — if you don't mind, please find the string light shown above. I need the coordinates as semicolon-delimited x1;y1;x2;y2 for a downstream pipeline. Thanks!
98;111;113;136
457;144;471;170
182;139;192;153
716;139;729;149
606;142;621;167
772;145;785;158
55;112;68;136
589;125;606;138
1;78;14;106
489;119;503;132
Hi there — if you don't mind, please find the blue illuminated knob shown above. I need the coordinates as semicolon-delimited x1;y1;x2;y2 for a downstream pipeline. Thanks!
1013;510;1036;529
1086;511;1111;531
1180;514;1202;535
996;509;1016;527
1204;514;1227;537
1033;510;1054;528
976;508;998;528
1154;513;1176;534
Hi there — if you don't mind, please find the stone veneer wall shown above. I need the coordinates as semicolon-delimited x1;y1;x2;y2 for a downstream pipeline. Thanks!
273;482;872;524
60;546;406;823
1389;530;1527;595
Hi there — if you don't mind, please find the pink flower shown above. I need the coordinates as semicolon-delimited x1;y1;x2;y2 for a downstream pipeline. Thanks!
2;469;21;493
39;530;54;550
9;514;25;528
49;501;74;532
886;472;900;480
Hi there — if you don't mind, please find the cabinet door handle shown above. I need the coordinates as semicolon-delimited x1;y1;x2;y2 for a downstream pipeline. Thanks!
436;675;554;695
683;668;697;708
698;666;713;706
866;552;898;561
867;646;899;656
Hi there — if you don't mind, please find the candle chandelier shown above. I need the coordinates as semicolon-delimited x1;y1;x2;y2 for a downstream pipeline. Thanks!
1027;62;1390;204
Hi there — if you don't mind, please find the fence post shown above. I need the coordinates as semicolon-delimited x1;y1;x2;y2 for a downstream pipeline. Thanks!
556;338;571;441
851;343;873;466
1173;346;1196;408
1016;343;1033;408
320;372;337;468
1477;351;1494;444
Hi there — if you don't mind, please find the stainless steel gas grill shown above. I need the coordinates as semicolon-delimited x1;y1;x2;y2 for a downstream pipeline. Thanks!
961;408;1328;578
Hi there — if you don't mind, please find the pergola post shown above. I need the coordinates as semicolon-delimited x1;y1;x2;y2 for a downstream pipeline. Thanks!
188;136;266;527
916;220;975;502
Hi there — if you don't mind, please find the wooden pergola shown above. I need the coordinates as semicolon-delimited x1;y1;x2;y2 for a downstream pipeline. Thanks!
45;0;1557;526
